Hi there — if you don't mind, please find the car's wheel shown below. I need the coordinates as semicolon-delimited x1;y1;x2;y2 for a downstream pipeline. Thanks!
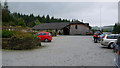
49;40;51;42
44;39;49;42
108;43;114;49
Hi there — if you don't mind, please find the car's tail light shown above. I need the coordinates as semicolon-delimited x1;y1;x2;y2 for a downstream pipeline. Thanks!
103;35;105;38
102;39;104;41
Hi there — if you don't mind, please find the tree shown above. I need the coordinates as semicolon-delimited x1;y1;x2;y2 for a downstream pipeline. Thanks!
41;15;45;23
17;18;26;27
1;1;72;27
35;19;41;25
58;18;62;22
29;14;35;22
46;15;50;23
4;0;8;9
2;1;10;22
2;1;14;25
27;22;35;27
112;23;120;34
0;2;2;22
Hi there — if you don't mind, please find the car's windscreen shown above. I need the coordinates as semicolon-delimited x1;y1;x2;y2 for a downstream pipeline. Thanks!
107;35;118;39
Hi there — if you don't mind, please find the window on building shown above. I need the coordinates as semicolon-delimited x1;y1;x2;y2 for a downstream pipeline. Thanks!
75;25;78;29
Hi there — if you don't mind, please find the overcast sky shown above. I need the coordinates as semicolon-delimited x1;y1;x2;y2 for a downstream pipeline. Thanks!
6;2;118;26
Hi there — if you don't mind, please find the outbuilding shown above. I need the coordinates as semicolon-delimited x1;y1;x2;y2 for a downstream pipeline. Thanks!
32;21;91;35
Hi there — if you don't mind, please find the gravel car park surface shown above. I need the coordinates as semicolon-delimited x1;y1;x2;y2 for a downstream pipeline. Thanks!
2;36;115;66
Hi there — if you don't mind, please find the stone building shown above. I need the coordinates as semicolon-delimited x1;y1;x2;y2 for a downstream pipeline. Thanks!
32;21;91;35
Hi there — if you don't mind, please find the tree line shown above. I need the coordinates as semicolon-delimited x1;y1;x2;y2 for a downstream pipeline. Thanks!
112;23;120;34
1;2;71;27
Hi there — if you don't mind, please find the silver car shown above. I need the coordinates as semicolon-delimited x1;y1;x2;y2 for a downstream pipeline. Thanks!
100;34;120;48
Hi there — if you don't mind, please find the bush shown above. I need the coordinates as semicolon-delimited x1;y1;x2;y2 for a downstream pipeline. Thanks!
45;30;57;36
12;31;32;38
2;31;41;50
2;30;15;38
112;24;120;34
0;30;2;38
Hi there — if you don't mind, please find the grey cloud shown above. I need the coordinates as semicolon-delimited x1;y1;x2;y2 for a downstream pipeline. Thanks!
7;2;118;26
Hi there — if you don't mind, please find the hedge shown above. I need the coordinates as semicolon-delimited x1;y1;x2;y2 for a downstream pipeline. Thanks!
2;30;15;38
2;31;41;50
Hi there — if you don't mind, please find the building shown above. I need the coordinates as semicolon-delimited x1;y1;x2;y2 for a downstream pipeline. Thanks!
102;25;114;32
32;21;91;35
91;26;100;30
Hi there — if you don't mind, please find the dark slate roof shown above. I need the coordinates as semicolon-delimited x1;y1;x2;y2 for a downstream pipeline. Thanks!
32;22;91;30
33;22;70;30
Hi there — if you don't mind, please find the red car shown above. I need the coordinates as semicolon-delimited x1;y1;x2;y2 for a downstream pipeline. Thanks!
36;32;52;42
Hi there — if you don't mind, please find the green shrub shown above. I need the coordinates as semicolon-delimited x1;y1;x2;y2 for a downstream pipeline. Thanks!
2;30;15;38
0;30;2;38
12;31;32;38
2;38;10;49
2;31;41;50
45;30;57;36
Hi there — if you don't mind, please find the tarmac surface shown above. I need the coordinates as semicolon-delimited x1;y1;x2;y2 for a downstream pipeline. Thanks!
2;36;115;66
